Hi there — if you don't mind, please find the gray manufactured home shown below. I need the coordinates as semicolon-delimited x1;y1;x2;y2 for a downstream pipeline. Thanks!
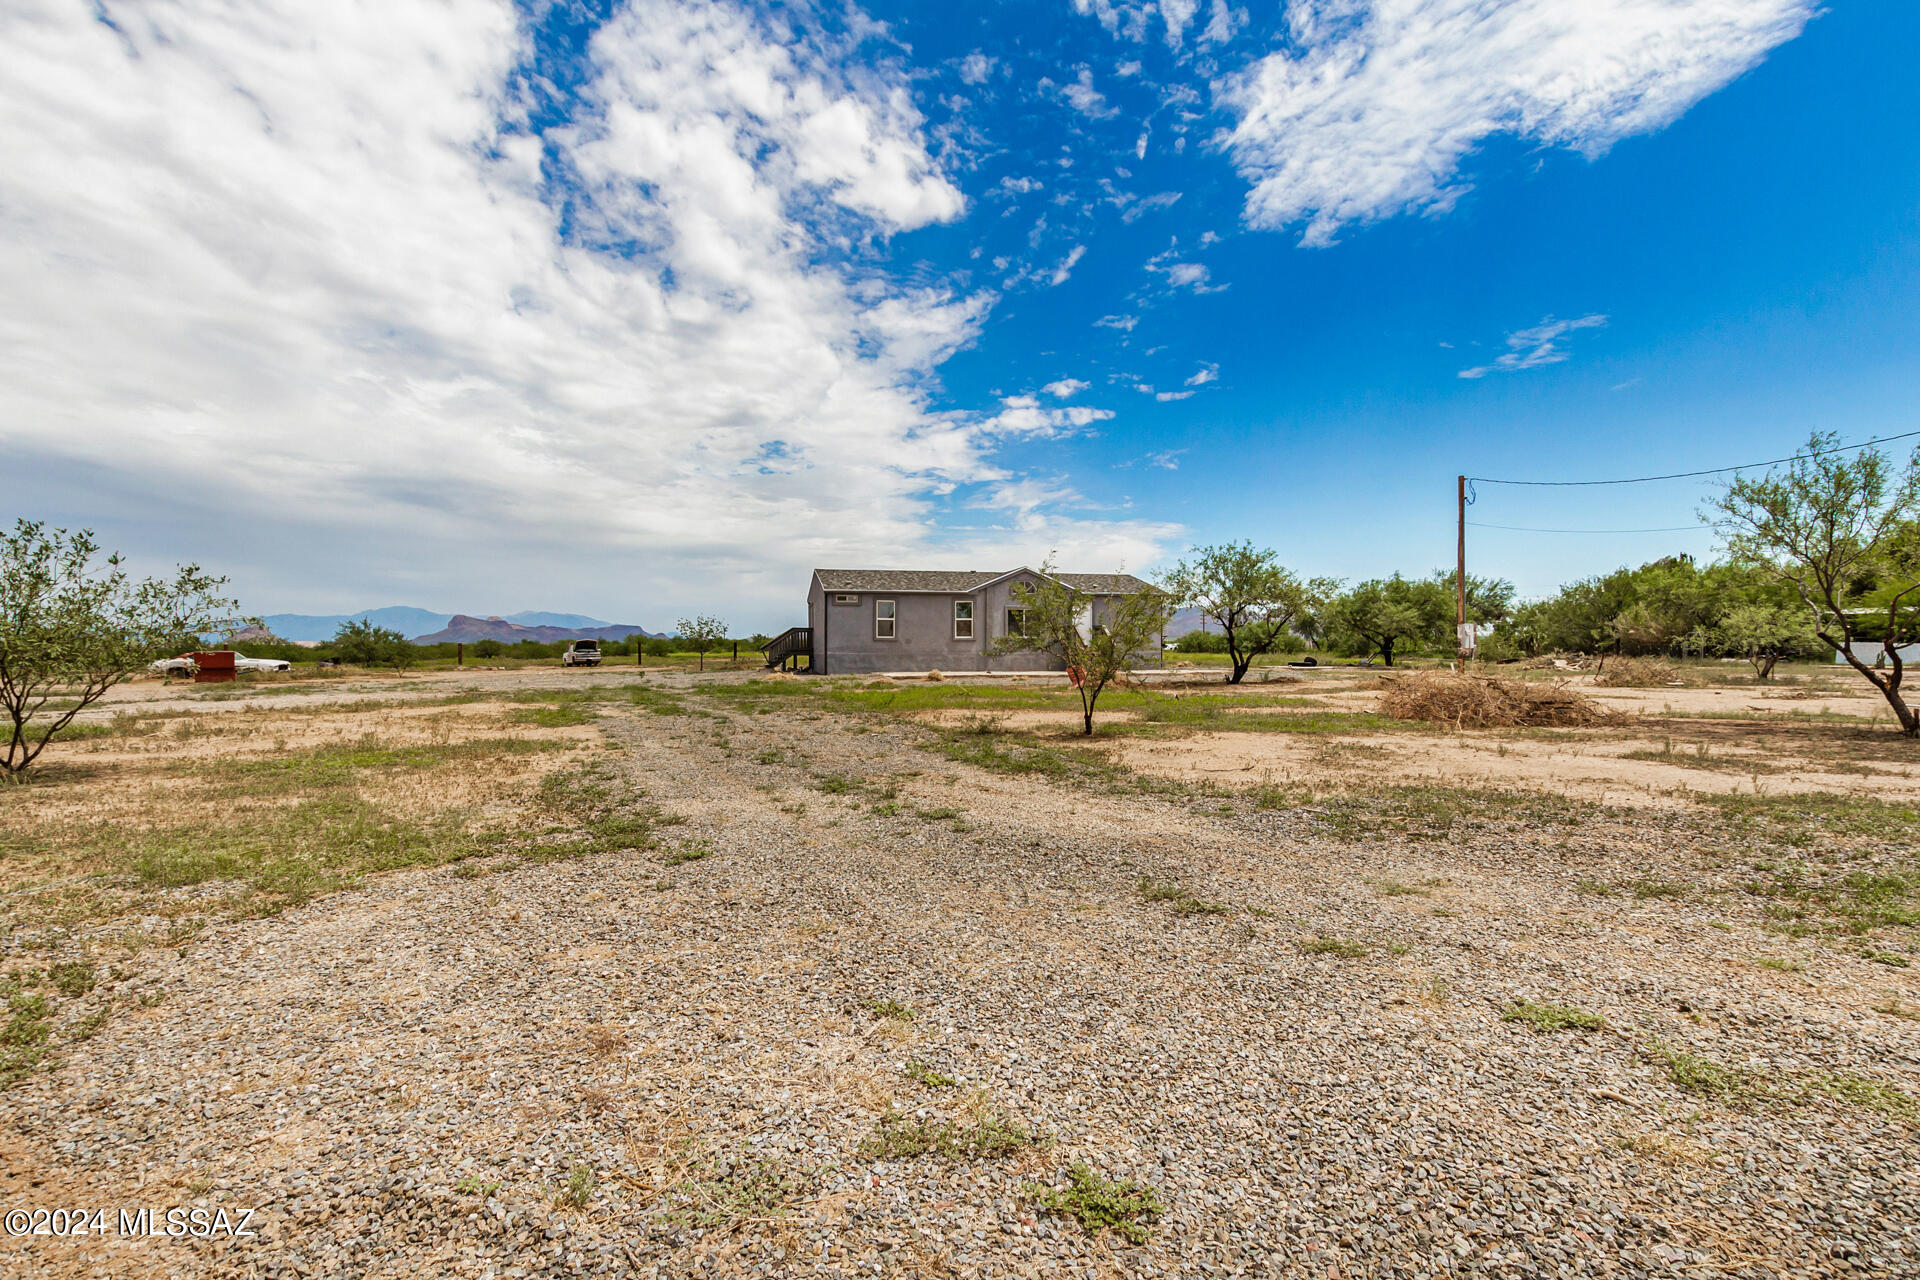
763;567;1162;675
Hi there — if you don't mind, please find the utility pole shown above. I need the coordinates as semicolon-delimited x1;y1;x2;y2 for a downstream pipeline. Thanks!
1456;474;1469;671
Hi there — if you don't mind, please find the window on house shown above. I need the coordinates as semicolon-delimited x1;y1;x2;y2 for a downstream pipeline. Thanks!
1005;607;1028;637
875;600;895;639
833;593;860;605
953;600;974;640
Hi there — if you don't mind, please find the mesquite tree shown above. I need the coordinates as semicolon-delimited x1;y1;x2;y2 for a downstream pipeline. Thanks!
1708;433;1919;735
675;615;728;671
1163;543;1337;683
2;521;239;778
990;566;1172;735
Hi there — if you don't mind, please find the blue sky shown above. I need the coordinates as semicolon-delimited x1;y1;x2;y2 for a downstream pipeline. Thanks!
2;0;1914;628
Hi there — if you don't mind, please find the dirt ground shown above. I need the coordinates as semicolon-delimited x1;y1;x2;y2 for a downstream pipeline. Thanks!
3;667;1916;1279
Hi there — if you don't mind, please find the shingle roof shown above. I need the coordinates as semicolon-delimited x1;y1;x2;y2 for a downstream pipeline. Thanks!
814;568;1157;594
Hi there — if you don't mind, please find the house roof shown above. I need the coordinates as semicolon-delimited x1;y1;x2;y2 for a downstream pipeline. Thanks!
813;568;1156;594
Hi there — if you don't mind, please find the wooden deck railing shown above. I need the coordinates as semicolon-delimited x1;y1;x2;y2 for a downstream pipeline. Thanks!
761;627;812;670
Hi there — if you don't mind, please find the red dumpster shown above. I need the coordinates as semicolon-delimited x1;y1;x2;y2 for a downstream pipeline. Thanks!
191;650;237;683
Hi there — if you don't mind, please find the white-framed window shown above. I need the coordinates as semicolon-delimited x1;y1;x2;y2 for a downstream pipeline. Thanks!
875;599;896;639
953;599;974;640
833;593;860;605
1004;607;1028;637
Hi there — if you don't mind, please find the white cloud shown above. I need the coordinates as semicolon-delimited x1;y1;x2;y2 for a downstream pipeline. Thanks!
1147;448;1188;468
1050;244;1088;285
1116;60;1143;77
0;0;1174;623
959;52;997;84
1154;389;1196;401
1458;314;1608;379
982;395;1114;438
1218;0;1815;246
1095;314;1140;331
1184;364;1219;386
1043;378;1091;398
995;175;1044;196
1166;262;1210;288
1060;67;1119;119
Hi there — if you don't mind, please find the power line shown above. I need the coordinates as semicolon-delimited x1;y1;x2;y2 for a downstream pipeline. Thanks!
1467;428;1920;487
1467;521;1703;534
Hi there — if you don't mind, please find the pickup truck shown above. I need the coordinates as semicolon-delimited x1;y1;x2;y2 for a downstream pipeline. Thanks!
561;639;602;667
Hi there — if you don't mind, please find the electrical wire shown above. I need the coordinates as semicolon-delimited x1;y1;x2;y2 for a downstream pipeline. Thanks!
1466;428;1920;487
1467;522;1703;534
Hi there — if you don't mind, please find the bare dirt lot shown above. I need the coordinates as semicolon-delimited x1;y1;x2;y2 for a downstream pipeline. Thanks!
2;667;1916;1279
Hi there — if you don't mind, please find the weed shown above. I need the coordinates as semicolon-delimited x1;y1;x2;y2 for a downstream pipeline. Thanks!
1574;879;1613;897
511;705;593;728
1374;880;1431;898
1872;998;1919;1020
863;998;916;1022
71;1006;112;1041
753;749;785;765
1650;1043;1767;1105
1137;878;1230;918
556;1162;595;1209
815;774;854;794
662;844;712;867
48;960;96;997
1297;935;1369;959
1;993;53;1088
904;1060;959;1088
1862;949;1911;968
859;1110;1042;1161
1629;878;1686;901
1501;999;1604;1032
1026;1161;1166;1246
455;1175;502;1197
655;1161;811;1229
1756;957;1804;972
1801;1073;1920;1122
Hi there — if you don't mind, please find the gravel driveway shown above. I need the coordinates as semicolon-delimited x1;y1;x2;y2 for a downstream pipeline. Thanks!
4;677;1915;1278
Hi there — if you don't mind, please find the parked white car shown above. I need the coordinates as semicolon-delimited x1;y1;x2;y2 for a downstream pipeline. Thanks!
147;653;292;674
561;639;602;667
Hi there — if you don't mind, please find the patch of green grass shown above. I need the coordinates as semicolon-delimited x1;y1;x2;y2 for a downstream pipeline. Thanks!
1702;791;1920;848
1862;949;1911;968
1;993;53;1089
904;1060;959;1088
1373;879;1431;898
510;705;594;728
48;960;96;997
862;998;916;1022
1742;864;1920;938
1315;786;1600;841
1297;935;1370;959
1801;1073;1920;1122
1501;999;1604;1032
1026;1161;1167;1246
858;1110;1043;1161
1628;878;1686;901
1574;879;1614;897
1137;878;1230;918
455;1175;502;1197
662;843;712;867
1755;956;1804;972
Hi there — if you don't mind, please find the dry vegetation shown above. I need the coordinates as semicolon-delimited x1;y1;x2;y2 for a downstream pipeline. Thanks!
1376;670;1623;728
2;662;1916;1278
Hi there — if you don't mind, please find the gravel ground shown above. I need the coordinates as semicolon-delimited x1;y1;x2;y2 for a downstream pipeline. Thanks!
4;674;1917;1279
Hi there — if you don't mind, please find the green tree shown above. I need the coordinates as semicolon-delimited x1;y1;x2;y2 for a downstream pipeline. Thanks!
332;618;412;668
990;564;1173;735
1;521;239;779
473;639;505;658
1326;571;1510;666
675;615;728;671
1709;432;1919;735
643;637;673;659
1715;602;1820;679
1163;542;1337;684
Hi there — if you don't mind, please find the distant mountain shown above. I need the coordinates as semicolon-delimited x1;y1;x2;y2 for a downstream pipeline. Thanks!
1166;606;1210;638
502;611;611;629
261;607;453;642
412;615;658;644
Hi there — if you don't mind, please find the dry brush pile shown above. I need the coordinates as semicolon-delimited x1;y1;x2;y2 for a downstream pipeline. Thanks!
1378;671;1625;729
